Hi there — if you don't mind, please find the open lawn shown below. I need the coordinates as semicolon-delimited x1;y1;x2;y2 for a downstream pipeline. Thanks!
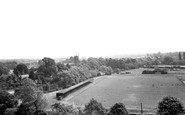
67;68;185;110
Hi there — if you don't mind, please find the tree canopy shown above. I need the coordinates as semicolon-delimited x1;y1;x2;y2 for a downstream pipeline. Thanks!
157;96;184;115
84;98;106;115
13;63;28;77
109;103;129;115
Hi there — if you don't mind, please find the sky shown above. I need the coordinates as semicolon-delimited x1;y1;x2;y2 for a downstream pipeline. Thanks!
0;0;185;59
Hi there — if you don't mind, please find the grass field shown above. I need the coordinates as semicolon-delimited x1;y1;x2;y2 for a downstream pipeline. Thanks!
67;68;185;110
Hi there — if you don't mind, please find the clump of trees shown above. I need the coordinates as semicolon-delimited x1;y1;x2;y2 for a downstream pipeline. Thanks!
50;103;79;115
28;56;115;92
0;78;47;115
48;98;129;115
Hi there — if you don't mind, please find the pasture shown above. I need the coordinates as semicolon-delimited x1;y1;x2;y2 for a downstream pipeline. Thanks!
67;68;185;110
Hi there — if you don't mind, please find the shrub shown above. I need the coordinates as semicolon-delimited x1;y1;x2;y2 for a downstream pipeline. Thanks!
142;70;154;74
157;96;184;115
109;103;129;115
84;98;106;115
51;103;78;115
153;68;168;74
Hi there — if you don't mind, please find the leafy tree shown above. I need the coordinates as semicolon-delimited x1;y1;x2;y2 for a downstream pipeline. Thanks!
99;66;113;75
162;56;174;65
13;63;28;77
84;98;106;115
90;70;100;77
37;57;57;77
0;90;17;108
15;78;47;113
109;103;129;115
157;96;184;115
57;71;75;88
87;58;101;70
42;57;55;67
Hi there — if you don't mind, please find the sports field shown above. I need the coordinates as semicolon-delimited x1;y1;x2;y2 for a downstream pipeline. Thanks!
67;68;185;110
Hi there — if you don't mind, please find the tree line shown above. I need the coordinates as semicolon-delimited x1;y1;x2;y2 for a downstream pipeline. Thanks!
1;53;185;92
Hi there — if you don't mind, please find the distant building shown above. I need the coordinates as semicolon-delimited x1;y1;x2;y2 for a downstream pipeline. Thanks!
20;74;29;79
63;63;74;66
7;90;15;95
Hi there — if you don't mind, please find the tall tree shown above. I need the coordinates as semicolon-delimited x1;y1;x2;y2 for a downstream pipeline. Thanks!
37;57;57;77
179;52;182;60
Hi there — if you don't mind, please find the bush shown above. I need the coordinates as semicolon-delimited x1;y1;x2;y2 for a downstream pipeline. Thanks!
51;103;78;115
109;103;129;115
153;68;168;74
157;96;184;115
84;98;106;115
142;70;154;74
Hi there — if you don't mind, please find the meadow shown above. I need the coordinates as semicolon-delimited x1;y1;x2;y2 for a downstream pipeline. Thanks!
67;68;185;111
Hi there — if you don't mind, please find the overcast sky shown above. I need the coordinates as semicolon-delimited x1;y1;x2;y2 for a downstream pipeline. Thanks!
0;0;185;59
